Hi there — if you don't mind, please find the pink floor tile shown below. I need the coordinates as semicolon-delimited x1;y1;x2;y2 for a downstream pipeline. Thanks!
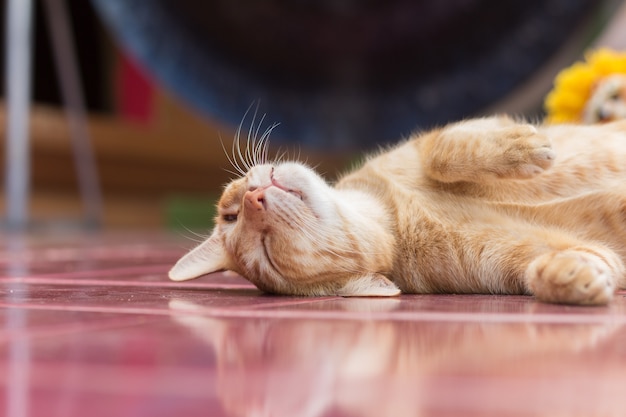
254;293;626;323
1;281;337;315
1;232;626;417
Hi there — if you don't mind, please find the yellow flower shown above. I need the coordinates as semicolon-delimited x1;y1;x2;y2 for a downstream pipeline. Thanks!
544;48;626;123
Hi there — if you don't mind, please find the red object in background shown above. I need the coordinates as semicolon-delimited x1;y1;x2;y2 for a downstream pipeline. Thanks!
117;53;155;124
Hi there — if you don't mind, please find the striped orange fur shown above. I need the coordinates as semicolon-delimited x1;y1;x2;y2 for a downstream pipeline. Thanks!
170;116;626;305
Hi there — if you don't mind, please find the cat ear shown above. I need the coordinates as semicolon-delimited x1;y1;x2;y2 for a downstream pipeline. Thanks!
337;273;401;297
169;231;230;281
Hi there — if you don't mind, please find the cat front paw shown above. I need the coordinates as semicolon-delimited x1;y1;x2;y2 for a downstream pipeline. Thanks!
498;125;555;179
526;249;618;305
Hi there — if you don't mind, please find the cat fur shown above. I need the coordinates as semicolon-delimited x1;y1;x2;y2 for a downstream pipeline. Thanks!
170;116;626;305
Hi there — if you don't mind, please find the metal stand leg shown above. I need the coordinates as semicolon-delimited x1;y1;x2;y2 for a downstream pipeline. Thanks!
4;0;34;231
43;0;103;229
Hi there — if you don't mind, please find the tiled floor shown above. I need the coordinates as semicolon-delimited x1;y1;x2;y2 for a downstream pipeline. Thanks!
1;233;626;417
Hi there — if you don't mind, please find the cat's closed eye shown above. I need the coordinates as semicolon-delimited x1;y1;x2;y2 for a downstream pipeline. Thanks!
222;213;238;222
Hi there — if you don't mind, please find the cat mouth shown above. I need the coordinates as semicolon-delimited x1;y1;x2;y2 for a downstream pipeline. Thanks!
270;169;303;200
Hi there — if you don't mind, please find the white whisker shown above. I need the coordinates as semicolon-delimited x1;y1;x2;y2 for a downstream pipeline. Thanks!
222;103;281;180
253;113;267;144
258;122;279;165
252;114;270;167
236;130;249;175
232;115;247;176
275;148;289;164
220;132;246;177
222;167;243;179
245;103;260;172
262;130;272;164
252;113;267;166
175;221;213;244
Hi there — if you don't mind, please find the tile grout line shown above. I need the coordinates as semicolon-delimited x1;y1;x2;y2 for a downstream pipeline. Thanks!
2;302;625;325
0;264;174;279
0;276;256;290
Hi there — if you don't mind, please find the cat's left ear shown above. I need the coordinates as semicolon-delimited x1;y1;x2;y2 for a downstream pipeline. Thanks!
169;231;231;281
337;273;401;297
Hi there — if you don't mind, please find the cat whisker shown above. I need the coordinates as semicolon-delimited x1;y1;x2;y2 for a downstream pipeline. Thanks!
311;162;324;173
257;122;279;166
253;112;267;146
174;222;212;245
219;133;247;178
229;132;246;177
260;122;280;141
257;122;278;166
253;136;264;167
183;235;209;245
244;103;261;172
221;103;282;179
251;113;267;167
251;115;269;167
262;132;271;165
275;148;290;164
232;104;256;176
236;130;250;175
222;167;244;179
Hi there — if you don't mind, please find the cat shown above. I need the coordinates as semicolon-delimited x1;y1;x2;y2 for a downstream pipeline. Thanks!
169;115;626;305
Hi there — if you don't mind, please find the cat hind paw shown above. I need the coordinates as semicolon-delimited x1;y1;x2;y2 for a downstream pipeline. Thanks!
526;249;619;305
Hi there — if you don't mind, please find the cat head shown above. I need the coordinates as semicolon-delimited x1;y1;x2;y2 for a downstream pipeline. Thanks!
168;161;399;297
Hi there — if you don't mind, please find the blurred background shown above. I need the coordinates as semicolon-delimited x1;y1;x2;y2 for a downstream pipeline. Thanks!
1;0;626;231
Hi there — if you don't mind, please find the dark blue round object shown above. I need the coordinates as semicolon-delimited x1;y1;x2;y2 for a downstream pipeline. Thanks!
91;0;599;150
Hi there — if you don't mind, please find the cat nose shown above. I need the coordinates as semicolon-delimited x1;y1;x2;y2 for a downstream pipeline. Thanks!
244;188;265;211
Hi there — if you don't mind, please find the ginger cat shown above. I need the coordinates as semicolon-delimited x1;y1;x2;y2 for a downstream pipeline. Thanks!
170;116;626;305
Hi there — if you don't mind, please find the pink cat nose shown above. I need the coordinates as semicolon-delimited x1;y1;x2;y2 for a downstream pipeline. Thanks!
244;188;265;211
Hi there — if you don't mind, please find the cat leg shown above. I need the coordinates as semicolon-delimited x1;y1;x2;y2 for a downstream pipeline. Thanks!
459;221;624;305
525;245;624;305
420;117;555;183
492;190;626;293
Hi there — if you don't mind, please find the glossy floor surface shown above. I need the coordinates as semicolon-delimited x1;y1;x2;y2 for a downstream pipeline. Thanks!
1;233;626;417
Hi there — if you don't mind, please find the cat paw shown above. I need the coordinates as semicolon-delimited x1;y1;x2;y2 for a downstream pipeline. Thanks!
498;125;555;179
526;249;618;305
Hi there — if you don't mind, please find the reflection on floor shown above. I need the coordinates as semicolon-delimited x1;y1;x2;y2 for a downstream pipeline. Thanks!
1;233;626;417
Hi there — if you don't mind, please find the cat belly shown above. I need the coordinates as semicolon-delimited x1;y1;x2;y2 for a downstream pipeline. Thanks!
389;197;527;295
